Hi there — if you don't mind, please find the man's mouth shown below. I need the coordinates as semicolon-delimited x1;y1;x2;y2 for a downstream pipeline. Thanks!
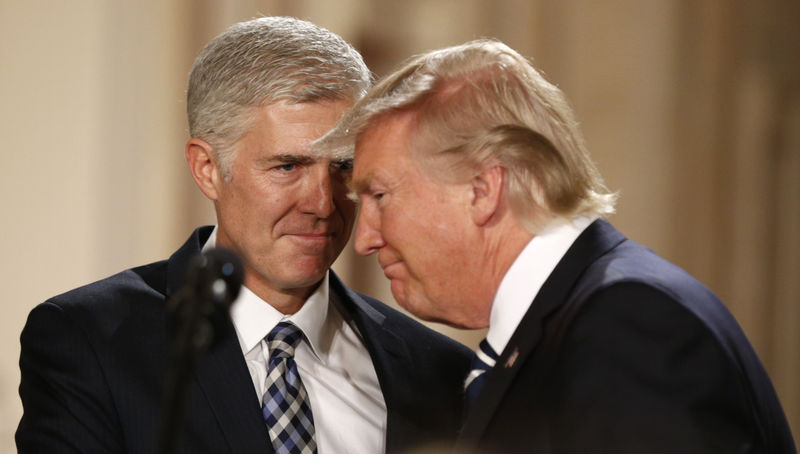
379;260;404;279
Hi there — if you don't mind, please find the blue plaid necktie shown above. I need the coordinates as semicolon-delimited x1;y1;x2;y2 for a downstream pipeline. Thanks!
262;321;317;454
463;339;499;409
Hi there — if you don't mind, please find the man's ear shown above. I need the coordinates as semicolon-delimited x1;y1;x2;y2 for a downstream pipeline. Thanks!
185;138;222;201
470;165;504;226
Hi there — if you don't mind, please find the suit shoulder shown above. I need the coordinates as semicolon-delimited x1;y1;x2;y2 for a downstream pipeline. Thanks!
576;240;734;328
591;241;711;295
48;259;167;307
30;259;169;340
568;247;749;367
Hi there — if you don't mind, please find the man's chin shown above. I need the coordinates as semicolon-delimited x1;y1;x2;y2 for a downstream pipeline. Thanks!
390;280;409;307
392;284;484;330
283;256;335;280
265;264;330;294
282;271;328;290
391;285;437;322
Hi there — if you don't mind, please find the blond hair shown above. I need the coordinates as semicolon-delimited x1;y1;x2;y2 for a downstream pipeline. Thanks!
318;39;616;232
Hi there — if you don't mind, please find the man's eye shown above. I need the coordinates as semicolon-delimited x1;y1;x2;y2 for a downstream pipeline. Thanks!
277;163;297;172
332;160;353;172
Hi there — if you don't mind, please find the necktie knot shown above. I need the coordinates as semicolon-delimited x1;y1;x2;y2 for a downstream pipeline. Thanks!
267;321;304;359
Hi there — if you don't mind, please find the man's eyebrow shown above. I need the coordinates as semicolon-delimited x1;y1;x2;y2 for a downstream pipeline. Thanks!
349;172;373;194
277;154;315;163
256;154;315;165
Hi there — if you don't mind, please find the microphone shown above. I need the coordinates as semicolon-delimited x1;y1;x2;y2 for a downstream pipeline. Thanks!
158;247;243;454
168;247;244;348
183;247;244;312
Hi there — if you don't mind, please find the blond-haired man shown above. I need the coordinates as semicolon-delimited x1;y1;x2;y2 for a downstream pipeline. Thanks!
319;39;796;454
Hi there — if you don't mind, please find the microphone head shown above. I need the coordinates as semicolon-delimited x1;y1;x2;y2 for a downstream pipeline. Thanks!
186;247;244;308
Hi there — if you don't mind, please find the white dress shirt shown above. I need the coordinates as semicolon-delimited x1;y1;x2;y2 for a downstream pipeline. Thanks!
204;228;387;453
486;217;596;355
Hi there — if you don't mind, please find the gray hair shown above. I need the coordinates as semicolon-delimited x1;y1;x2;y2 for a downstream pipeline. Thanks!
317;39;616;233
187;16;371;179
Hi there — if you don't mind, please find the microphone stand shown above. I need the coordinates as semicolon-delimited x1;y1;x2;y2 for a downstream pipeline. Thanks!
156;249;242;454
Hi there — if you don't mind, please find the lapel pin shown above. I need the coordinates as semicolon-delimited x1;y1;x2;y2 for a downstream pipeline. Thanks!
504;347;519;368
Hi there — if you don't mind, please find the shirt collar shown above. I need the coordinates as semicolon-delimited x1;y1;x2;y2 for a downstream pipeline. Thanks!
486;217;595;355
202;226;332;363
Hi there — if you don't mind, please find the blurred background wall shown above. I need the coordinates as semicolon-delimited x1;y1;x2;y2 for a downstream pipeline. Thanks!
1;0;797;450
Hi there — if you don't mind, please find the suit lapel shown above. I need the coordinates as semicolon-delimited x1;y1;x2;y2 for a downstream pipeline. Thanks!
193;322;273;453
327;273;417;454
165;227;273;453
457;220;626;449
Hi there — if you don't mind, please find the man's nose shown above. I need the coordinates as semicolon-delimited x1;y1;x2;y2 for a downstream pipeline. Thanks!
354;203;384;255
300;165;336;218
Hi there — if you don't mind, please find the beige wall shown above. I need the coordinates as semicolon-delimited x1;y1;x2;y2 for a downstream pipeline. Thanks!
1;1;797;451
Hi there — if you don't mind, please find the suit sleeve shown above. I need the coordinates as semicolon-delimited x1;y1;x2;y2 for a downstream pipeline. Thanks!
547;283;759;454
16;301;123;453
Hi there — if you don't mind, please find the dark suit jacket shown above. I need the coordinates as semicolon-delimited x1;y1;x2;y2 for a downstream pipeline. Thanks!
17;226;472;454
457;220;796;454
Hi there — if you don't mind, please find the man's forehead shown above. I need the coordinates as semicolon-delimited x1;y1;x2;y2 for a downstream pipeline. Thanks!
354;112;417;156
351;132;386;194
351;120;417;191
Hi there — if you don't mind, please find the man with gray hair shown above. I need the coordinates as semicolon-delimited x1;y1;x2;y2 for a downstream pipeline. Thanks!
319;39;796;453
17;17;470;454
